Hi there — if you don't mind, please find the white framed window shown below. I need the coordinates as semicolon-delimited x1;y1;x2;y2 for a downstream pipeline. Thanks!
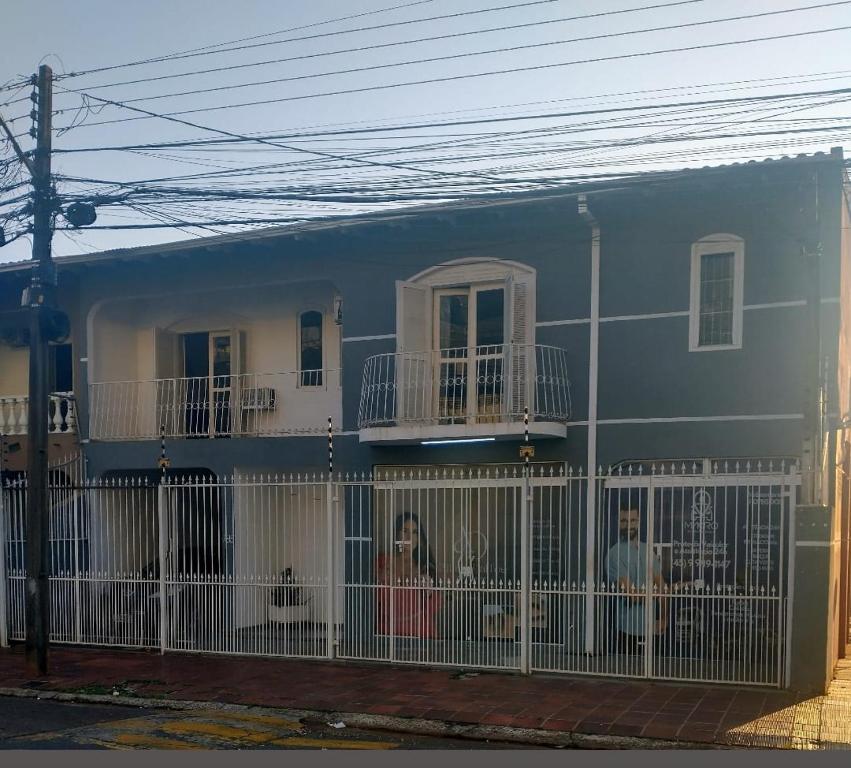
689;233;744;352
298;310;324;387
395;259;536;422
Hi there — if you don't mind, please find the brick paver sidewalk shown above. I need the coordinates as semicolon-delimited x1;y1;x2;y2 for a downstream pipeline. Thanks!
1;645;849;749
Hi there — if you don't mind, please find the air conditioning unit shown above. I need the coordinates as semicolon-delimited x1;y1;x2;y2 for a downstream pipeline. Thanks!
240;387;277;411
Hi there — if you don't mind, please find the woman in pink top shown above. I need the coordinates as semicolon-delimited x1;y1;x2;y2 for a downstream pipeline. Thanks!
375;513;442;638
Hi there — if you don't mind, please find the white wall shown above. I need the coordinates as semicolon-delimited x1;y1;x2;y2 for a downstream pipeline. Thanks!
88;280;343;436
0;347;29;395
231;476;344;630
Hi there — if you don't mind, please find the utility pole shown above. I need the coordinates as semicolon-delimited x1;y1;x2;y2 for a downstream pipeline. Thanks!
24;64;56;676
2;65;93;674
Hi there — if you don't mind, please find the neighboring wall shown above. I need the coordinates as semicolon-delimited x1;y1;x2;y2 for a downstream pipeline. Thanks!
833;184;851;665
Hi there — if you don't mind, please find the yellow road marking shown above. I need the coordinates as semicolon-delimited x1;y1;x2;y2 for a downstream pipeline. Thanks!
110;732;202;750
161;719;281;744
270;736;397;750
196;709;304;731
14;709;398;751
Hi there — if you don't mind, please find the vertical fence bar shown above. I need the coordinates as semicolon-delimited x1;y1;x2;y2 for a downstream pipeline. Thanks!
326;478;336;660
71;480;82;644
784;474;796;688
0;482;8;648
520;467;531;674
584;470;597;657
157;481;167;655
644;479;656;680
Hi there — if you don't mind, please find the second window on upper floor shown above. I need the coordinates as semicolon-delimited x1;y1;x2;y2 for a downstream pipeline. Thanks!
299;310;323;386
689;233;744;352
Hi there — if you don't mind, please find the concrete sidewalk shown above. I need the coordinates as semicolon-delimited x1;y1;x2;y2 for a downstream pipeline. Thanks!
1;645;849;749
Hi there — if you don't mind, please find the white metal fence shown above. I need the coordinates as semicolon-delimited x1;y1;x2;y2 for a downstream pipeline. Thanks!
1;461;798;687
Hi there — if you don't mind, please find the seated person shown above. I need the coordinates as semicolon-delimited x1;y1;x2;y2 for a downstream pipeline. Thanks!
375;513;442;639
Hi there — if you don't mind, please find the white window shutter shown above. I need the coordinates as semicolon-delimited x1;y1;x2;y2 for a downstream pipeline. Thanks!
396;281;429;353
396;281;431;423
230;329;246;434
154;328;179;436
232;329;247;377
505;275;532;418
155;328;179;379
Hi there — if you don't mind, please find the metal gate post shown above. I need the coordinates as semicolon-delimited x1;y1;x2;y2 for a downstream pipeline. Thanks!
388;485;396;663
326;479;336;660
520;470;531;674
584;471;596;655
71;481;82;644
0;485;8;648
644;480;656;679
157;481;168;655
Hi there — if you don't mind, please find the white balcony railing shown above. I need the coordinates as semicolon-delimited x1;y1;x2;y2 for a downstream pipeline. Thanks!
0;393;77;436
358;344;571;429
89;370;341;441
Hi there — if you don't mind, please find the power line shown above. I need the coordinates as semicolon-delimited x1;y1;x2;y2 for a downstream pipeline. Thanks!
55;0;564;79
65;1;851;105
53;84;851;157
52;83;526;187
48;66;851;154
55;93;848;176
55;24;851;131
65;0;717;94
149;0;436;60
52;114;851;203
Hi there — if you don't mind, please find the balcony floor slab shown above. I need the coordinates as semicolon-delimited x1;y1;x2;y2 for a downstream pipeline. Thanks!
358;421;567;445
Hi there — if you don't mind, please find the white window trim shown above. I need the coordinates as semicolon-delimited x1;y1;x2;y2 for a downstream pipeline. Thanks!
399;259;536;354
688;233;744;352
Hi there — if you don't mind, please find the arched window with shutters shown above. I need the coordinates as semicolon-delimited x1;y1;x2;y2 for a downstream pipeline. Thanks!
395;259;535;422
299;310;323;387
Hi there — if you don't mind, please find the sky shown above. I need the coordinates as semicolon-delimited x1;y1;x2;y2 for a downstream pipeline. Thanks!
2;0;851;262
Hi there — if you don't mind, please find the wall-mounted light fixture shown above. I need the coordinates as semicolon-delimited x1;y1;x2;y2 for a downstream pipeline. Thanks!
421;437;497;446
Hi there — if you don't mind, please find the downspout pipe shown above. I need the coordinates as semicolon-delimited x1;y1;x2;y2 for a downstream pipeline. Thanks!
578;194;600;655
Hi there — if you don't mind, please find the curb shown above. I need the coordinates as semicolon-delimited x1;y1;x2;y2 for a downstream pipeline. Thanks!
0;686;724;750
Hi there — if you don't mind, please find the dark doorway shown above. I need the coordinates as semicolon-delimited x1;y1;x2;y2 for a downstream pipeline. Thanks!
49;343;73;393
183;332;210;437
182;332;232;438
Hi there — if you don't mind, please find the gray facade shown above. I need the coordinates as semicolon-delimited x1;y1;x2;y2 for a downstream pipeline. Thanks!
0;150;847;484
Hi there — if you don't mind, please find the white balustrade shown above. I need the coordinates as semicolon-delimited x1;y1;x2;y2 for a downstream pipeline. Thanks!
358;343;571;429
0;393;76;436
88;370;341;441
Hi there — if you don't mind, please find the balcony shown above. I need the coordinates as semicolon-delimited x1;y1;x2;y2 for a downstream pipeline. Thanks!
0;393;77;436
358;344;571;443
88;369;341;441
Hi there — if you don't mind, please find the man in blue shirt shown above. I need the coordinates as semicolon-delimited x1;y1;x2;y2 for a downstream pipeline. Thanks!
605;506;668;654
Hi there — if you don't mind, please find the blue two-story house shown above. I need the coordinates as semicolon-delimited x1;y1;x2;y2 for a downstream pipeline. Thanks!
1;148;849;692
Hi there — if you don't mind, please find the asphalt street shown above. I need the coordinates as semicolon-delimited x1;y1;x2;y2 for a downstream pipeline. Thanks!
0;696;542;750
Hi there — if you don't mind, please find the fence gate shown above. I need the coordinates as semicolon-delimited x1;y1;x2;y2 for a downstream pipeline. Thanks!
160;474;338;659
338;468;527;670
530;462;797;687
2;463;163;650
